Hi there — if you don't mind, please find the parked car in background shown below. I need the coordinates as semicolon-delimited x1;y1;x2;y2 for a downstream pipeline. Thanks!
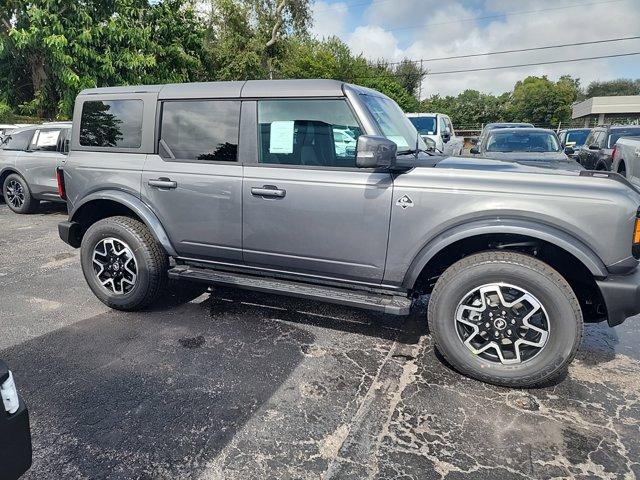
477;122;534;148
612;136;640;183
406;113;463;155
0;122;71;213
57;79;640;388
576;125;640;171
470;128;582;171
0;124;19;138
558;128;590;158
1;359;32;480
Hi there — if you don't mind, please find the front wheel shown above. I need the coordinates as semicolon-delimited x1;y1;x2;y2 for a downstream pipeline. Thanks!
2;174;39;214
80;216;169;311
428;251;583;387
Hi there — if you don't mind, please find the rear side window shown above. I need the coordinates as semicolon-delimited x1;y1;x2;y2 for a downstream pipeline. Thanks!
80;100;143;148
258;99;363;167
1;130;34;151
160;100;240;162
30;129;62;152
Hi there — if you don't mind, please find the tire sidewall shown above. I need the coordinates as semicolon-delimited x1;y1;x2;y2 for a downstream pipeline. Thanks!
3;174;33;214
431;259;581;384
81;220;155;309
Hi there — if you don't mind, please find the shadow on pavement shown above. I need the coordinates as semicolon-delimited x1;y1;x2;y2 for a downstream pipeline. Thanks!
2;297;314;479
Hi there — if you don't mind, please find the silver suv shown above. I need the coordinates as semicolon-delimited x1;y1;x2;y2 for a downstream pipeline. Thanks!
58;80;640;387
0;122;71;213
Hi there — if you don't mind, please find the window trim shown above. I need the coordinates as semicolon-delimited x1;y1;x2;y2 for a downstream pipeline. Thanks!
254;97;367;171
156;98;242;165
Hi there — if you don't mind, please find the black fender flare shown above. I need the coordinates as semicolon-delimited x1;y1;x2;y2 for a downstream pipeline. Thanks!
402;218;608;289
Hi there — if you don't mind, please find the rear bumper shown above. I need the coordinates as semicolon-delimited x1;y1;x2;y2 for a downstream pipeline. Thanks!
596;268;640;326
0;397;32;480
58;220;82;248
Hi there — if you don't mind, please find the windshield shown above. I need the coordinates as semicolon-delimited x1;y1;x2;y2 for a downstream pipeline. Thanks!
608;128;640;148
408;116;437;135
564;129;590;147
486;131;560;153
359;94;427;153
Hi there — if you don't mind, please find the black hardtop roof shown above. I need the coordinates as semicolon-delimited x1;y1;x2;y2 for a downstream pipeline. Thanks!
78;79;369;100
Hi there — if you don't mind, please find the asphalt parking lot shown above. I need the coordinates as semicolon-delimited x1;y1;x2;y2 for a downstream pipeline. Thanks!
1;202;640;479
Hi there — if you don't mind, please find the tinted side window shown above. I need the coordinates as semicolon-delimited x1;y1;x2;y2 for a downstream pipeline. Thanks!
258;99;362;167
30;129;62;152
160;101;240;162
80;100;143;148
2;130;34;151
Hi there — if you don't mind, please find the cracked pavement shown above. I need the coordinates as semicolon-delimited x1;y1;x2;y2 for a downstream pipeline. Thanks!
1;203;639;479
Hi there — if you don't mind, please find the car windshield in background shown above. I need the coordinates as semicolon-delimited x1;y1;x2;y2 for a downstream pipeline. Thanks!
359;94;427;152
408;116;437;135
565;129;590;147
486;131;560;153
608;128;640;148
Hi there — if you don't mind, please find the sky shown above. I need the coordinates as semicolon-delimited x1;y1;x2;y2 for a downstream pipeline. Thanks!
310;0;640;99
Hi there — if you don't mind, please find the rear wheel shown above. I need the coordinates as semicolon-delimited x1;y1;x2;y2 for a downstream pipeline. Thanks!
428;251;583;387
81;216;168;311
2;174;39;214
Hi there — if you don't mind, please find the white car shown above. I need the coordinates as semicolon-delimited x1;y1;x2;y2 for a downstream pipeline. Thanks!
333;128;357;157
612;135;640;186
406;113;463;156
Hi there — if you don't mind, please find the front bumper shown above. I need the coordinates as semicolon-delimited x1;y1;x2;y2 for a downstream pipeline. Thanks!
58;220;82;248
596;267;640;326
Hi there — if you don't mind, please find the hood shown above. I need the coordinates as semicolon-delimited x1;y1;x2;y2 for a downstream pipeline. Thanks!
477;151;583;172
432;155;582;175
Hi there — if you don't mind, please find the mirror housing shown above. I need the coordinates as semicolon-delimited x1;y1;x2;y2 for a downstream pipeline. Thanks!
470;147;480;154
564;146;575;155
356;135;397;169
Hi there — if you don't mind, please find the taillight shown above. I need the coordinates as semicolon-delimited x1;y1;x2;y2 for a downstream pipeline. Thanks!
611;146;617;160
633;208;640;259
56;167;66;200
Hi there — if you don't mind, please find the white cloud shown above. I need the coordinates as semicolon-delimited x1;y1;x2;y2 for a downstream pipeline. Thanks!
311;1;349;39
311;0;640;97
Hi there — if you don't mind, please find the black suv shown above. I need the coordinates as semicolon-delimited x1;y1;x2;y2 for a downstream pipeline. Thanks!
576;125;640;171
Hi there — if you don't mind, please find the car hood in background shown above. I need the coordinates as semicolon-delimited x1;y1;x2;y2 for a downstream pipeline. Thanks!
475;151;583;172
433;155;582;175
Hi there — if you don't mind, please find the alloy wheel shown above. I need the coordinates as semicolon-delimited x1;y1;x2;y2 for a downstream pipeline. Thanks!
455;283;550;364
92;237;138;295
6;180;25;209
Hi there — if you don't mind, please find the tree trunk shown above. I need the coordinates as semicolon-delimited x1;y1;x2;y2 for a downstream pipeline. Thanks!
28;54;48;116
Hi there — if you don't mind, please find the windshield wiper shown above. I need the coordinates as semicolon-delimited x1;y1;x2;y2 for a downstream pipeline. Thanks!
398;148;437;156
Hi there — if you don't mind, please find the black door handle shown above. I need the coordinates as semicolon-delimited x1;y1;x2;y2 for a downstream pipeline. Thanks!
251;185;286;198
148;178;177;189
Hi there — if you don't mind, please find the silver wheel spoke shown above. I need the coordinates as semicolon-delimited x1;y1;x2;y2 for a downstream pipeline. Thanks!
455;283;550;365
92;237;138;296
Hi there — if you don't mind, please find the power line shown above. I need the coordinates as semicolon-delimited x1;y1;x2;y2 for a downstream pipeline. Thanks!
350;51;640;79
380;35;640;66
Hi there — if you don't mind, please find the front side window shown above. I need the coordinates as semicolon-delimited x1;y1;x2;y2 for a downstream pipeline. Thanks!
80;100;143;148
359;94;427;153
486;131;560;153
608;127;640;148
258;99;363;167
1;130;34;151
30;129;61;152
565;129;590;147
408;116;437;135
160;101;240;162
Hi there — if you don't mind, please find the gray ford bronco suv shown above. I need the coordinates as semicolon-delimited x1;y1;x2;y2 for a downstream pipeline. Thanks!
58;80;640;387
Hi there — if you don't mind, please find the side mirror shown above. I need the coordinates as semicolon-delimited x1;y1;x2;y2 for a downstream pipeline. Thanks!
442;132;451;143
356;135;397;169
564;146;575;155
588;144;600;150
470;147;480;154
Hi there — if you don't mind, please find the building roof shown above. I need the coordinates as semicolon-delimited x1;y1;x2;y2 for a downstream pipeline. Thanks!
572;95;640;119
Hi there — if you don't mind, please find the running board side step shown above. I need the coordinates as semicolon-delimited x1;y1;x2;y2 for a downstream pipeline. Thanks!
168;266;412;315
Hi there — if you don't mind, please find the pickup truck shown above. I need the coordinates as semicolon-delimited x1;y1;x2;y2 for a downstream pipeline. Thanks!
406;113;463;155
612;136;640;183
58;79;640;388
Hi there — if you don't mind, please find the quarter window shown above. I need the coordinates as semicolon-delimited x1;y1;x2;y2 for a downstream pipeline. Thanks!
30;129;62;152
80;100;143;148
258;99;363;167
1;130;34;151
160;101;240;162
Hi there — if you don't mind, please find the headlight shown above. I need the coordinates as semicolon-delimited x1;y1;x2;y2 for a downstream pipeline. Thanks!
1;371;20;414
423;137;436;151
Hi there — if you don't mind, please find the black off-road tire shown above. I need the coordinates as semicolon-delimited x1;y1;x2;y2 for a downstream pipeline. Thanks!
81;216;169;311
428;251;583;388
3;173;39;214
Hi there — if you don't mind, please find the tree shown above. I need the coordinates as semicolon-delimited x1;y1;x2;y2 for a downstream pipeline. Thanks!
584;78;640;98
507;75;580;126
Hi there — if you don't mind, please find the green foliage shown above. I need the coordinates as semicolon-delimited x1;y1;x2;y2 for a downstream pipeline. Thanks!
584;79;640;98
0;101;13;122
508;75;580;126
360;77;420;112
421;90;507;126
